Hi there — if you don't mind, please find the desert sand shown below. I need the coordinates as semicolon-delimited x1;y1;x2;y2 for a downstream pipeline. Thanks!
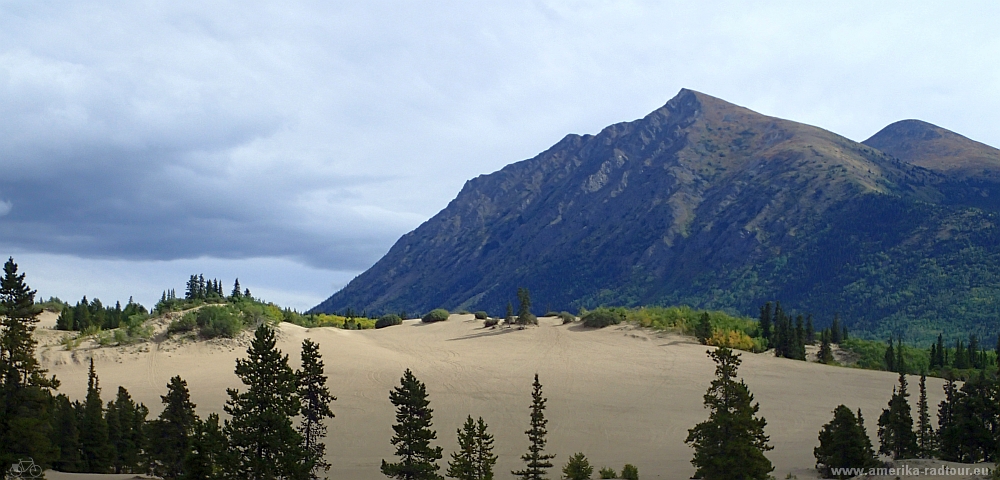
34;313;948;480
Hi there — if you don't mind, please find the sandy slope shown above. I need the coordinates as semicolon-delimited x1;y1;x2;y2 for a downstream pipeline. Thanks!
35;314;947;480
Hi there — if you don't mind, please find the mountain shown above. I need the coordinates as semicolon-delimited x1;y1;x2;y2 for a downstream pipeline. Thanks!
313;89;1000;343
864;119;1000;179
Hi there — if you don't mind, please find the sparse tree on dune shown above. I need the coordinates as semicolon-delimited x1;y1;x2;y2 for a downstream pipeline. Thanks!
513;374;555;480
382;369;444;480
298;338;336;479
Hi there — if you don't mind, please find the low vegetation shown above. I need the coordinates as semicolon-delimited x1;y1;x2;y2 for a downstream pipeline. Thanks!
422;308;450;323
375;314;402;329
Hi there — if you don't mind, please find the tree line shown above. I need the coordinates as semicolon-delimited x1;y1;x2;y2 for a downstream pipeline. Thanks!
55;296;148;332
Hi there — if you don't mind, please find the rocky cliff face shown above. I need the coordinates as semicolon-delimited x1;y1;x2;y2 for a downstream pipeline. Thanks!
314;90;1000;342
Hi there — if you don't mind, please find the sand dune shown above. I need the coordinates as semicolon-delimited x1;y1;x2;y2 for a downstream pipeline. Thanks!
35;314;946;480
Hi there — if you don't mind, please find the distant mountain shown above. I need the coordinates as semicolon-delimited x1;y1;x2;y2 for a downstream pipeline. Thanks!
864;119;1000;179
313;90;1000;343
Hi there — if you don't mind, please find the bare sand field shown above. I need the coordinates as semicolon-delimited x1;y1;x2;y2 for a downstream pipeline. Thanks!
34;313;947;480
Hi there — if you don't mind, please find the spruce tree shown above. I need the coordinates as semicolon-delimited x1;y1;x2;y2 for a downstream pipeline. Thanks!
516;287;535;327
561;452;593;480
381;368;444;480
937;334;946;367
0;257;59;468
695;312;713;345
231;279;242;300
813;405;878;479
830;315;842;344
182;413;227;480
758;302;772;343
224;324;308;480
505;302;514;328
447;416;497;480
818;330;834;364
298;338;336;479
936;377;959;461
685;347;773;480
806;315;815;345
105;386;146;473
877;373;918;460
50;394;82;472
915;374;934;458
147;375;199;479
884;339;895;372
513;374;555;480
80;358;113;472
794;315;806;360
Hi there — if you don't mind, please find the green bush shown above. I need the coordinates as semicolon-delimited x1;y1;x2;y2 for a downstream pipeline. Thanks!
621;464;639;480
558;311;575;324
196;306;244;339
599;466;618;479
376;314;403;329
473;311;488;320
581;308;623;328
168;313;198;334
422;309;450;323
484;318;499;328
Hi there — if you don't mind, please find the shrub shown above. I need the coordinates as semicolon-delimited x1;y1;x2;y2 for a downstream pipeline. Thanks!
558;311;575;324
621;464;639;480
196;306;243;339
376;314;403;329
581;308;623;328
484;318;499;328
422;309;450;323
599;466;618;478
168;314;198;334
707;329;758;352
473;311;488;320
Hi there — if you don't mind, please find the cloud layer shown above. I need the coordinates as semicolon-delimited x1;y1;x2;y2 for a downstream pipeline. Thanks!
2;1;999;304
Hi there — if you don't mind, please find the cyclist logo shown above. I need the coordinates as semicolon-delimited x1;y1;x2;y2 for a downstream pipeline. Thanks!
6;458;42;480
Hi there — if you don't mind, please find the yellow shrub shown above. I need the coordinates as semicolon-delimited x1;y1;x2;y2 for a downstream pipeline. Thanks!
706;329;756;352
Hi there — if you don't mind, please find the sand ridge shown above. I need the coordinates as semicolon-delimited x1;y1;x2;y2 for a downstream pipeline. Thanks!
36;314;947;480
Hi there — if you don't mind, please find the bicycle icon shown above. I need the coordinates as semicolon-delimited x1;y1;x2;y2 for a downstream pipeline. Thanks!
6;458;42;480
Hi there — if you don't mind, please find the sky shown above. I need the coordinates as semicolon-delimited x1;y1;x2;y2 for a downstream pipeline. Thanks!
2;1;999;311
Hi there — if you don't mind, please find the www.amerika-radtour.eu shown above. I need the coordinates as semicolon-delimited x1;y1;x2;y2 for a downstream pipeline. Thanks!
831;465;994;477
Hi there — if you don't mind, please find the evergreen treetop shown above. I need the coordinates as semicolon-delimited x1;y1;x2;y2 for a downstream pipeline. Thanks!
382;368;444;480
513;373;555;480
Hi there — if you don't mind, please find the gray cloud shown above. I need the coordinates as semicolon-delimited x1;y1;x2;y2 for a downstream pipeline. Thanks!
1;0;999;280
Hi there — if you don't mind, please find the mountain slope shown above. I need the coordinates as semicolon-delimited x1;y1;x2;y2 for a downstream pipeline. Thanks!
863;119;1000;179
314;90;1000;343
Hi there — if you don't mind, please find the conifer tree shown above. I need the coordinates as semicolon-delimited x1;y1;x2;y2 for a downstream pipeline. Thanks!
813;405;878;478
80;358;113;472
225;325;308;479
794;315;806;360
895;339;905;374
382;369;444;480
936;377;959;461
231;279;242;300
561;452;593;480
686;347;773;480
0;257;59;468
182;413;227;480
937;334;946;367
147;375;199;479
105;386;146;473
915;374;934;458
505;302;514;328
447;416;497;480
818;330;834;364
884;339;895;372
620;464;639;480
513;374;555;480
758;302;772;343
516;287;535;327
298;338;336;479
877;373;918;460
51;394;82;472
830;315;842;344
929;344;939;369
695;312;713;345
806;315;815;345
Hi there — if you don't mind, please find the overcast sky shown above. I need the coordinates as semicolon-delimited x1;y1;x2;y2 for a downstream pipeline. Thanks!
2;1;999;310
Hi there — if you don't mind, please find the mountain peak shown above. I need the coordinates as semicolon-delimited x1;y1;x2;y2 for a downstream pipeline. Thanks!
863;120;1000;179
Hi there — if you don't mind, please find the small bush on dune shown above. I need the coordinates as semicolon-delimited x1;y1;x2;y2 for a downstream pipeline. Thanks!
621;464;639;480
599;466;618;478
375;314;403;329
473;311;488;320
196;305;244;338
484;318;499;328
581;308;624;328
168;313;197;334
422;308;450;323
558;311;575;324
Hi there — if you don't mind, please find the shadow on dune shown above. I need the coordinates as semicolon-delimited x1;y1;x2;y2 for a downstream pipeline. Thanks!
445;328;519;341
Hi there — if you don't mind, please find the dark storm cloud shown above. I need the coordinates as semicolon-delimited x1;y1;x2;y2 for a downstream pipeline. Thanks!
1;0;999;277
